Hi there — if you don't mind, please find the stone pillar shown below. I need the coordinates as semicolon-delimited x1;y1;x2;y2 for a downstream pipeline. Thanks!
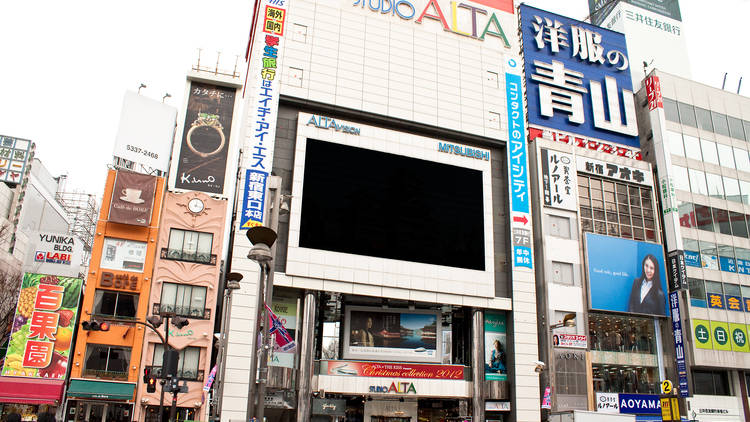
472;308;485;421
297;291;317;422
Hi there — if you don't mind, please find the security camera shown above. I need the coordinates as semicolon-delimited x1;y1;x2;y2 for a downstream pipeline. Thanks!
534;361;546;373
312;391;320;398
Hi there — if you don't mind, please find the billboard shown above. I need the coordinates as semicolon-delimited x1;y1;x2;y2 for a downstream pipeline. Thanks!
109;170;157;226
25;232;84;277
323;360;464;380
484;311;507;381
520;5;639;148
112;91;177;173
173;81;237;195
343;307;440;363
0;135;33;185
585;233;668;316
589;0;681;26
2;273;82;379
540;148;577;211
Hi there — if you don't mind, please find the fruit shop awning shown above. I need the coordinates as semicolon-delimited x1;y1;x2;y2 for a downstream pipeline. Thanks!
0;377;64;405
67;379;135;400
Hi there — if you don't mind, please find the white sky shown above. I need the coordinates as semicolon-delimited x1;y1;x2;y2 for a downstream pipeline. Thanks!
0;0;747;196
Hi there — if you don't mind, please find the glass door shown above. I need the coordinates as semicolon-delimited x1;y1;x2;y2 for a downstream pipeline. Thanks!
87;404;105;422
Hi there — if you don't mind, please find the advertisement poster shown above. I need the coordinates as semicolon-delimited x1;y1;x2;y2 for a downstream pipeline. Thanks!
323;360;464;380
269;296;297;368
484;311;508;381
541;148;577;211
553;334;587;349
345;307;439;363
174;82;236;195
2;273;82;379
100;238;147;273
26;231;84;277
586;233;669;316
109;170;156;226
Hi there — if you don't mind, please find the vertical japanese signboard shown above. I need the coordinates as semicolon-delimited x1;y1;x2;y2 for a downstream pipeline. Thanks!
645;75;663;111
0;135;33;185
505;57;532;269
2;273;82;379
520;4;638;148
668;292;689;397
540;149;577;211
244;0;288;227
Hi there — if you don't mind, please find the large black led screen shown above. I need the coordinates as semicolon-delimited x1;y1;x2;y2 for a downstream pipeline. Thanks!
299;138;485;270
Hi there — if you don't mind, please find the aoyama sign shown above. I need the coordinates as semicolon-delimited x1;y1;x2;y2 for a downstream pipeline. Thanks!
25;232;84;277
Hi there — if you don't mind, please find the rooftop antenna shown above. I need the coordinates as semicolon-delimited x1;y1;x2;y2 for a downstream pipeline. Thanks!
722;73;728;90
738;77;743;95
643;59;654;77
138;83;147;94
162;93;171;103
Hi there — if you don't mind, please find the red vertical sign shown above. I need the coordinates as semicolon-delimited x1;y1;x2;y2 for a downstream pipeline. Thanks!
646;75;663;111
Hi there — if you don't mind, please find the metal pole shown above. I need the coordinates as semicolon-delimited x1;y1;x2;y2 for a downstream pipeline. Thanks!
247;264;266;419
169;382;179;422
256;176;282;422
471;308;485;422
296;291;317;422
213;288;233;420
159;315;170;422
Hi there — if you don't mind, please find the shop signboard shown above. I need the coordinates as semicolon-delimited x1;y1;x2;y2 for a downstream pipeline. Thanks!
239;169;267;229
618;393;661;415
596;392;619;413
323;360;464;380
344;307;440;363
520;5;638;148
540;148;577;211
588;0;682;26
109;170;157;226
668;292;688;397
585;233;669;316
312;398;346;416
729;323;749;353
25;231;84;278
100;238;147;273
529;127;642;160
2;273;82;379
552;334;587;349
484;311;508;381
0;135;33;185
665;250;687;292
576;156;651;186
692;319;712;350
710;321;731;351
173;82;237;196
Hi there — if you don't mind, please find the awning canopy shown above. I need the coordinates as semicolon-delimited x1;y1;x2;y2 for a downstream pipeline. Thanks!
0;377;64;405
67;379;135;401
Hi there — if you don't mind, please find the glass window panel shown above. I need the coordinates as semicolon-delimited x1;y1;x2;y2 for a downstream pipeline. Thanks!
114;293;137;318
724;177;741;202
620;224;632;238
581;218;593;232
714;372;730;396
730;211;748;238
742;286;750;298
713;208;731;235
683;135;702;160
705;281;723;294
717;143;736;168
712;112;730;137
633;227;644;240
695;107;714;132
706;173;725;198
718;244;735;259
694;204;714;231
672;166;690;192
678;102;697;127
678;201;694;228
688;168;708;196
728;116;746;141
683;238;699;253
744;120;750;142
724;283;741;296
700;241;719;270
737;247;750;261
693;371;715;395
688;278;707;307
700;139;719;165
663;98;679;122
666;130;685;156
167;229;185;259
106;347;131;373
735;147;750;172
94;291;117;317
84;345;109;371
741;180;750;205
161;283;177;313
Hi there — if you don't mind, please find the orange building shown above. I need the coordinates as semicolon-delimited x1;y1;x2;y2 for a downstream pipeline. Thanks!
66;169;165;421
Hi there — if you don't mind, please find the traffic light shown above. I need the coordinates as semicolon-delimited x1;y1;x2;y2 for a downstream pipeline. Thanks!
81;320;110;331
146;374;157;393
171;316;189;329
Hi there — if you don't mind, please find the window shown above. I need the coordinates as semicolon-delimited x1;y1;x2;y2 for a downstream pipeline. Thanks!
744;120;750;142
705;280;723;295
93;290;138;319
706;173;724;199
741;180;750;205
688;278;706;307
718;245;735;268
743;285;750;301
730;212;748;238
728;116;746;140
693;370;730;396
724;177;741;203
578;175;656;241
160;283;208;318
717;144;735;168
677;102;697;127
665;130;685;156
694;204;713;231
551;261;574;285
672;166;690;192
695;107;714;132
663;98;679;123
683;135;702;160
700;241;719;270
677;201;694;228
688;169;708;196
684;238;699;254
166;229;213;264
153;345;201;380
712;208;731;235
84;345;131;380
724;283;741;297
549;215;571;238
700;139;719;165
589;313;655;354
712;112;730;137
735;148;750;172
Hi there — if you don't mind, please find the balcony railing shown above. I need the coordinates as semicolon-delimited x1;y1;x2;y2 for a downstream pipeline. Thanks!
145;365;204;382
160;248;216;265
82;368;129;381
152;303;211;320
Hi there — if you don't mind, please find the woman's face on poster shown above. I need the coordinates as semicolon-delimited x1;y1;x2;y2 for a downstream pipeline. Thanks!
643;257;655;280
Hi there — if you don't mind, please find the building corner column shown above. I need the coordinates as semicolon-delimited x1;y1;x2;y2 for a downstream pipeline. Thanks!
297;291;317;422
472;308;485;421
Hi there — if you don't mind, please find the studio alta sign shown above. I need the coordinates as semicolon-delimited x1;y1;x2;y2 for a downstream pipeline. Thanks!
354;0;513;46
369;381;417;394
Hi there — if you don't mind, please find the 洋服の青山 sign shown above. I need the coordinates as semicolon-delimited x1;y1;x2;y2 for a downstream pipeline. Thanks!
354;0;512;46
326;360;464;379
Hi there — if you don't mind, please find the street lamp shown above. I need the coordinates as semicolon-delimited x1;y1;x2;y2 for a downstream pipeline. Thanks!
549;313;576;330
246;225;278;422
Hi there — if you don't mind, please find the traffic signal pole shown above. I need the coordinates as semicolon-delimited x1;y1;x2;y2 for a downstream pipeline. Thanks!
159;315;170;422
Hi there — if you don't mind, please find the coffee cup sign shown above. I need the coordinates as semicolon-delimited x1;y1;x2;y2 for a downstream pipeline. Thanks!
109;170;157;226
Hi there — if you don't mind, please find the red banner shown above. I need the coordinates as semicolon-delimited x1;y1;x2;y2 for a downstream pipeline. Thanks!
645;75;663;111
324;360;464;380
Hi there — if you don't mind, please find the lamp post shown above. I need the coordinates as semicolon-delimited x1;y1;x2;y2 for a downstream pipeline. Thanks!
542;313;577;420
211;272;243;421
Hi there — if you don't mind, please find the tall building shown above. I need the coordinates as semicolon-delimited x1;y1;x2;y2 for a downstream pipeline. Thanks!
219;0;539;421
636;69;750;421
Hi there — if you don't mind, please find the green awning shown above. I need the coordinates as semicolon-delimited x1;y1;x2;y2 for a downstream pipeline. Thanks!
67;379;135;400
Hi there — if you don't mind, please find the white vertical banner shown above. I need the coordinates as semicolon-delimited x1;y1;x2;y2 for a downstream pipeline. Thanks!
540;148;577;211
243;0;290;226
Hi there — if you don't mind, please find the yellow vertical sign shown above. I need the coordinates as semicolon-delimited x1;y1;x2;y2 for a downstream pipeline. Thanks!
671;398;680;420
661;398;672;421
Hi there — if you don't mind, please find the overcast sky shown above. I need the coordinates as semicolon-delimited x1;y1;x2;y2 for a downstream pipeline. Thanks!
0;0;747;197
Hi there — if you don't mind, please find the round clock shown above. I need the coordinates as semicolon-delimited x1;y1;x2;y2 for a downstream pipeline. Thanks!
188;198;205;214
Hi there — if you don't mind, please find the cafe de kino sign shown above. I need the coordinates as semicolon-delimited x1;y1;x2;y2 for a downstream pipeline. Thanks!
354;0;513;46
369;381;417;394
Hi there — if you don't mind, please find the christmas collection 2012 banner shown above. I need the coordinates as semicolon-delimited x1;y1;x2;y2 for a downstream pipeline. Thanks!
2;273;82;379
324;360;464;380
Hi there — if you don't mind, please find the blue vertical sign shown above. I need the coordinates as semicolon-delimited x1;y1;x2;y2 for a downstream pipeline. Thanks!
669;291;689;397
240;169;268;229
505;57;532;269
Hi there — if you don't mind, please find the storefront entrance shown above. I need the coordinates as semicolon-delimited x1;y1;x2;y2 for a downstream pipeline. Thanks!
65;401;132;422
